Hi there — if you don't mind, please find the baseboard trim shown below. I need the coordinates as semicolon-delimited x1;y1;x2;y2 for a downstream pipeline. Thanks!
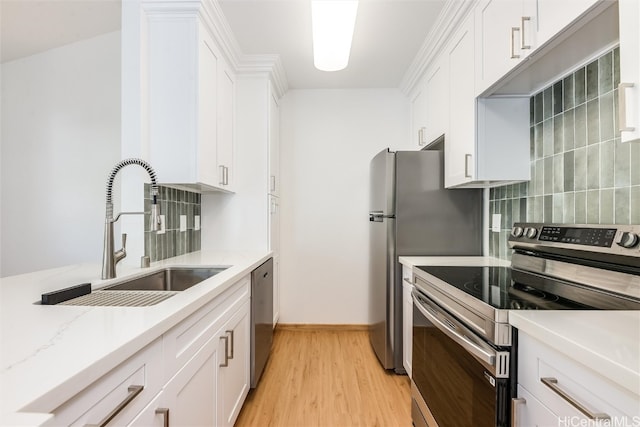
275;323;370;332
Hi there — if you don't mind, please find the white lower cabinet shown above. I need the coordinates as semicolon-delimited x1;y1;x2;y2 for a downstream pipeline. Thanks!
49;275;252;427
402;265;413;378
513;385;559;427
216;300;250;427
129;336;219;427
130;299;250;427
44;339;164;426
514;332;640;426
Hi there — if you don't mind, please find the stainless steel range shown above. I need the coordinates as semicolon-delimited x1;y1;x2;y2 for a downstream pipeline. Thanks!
410;223;640;427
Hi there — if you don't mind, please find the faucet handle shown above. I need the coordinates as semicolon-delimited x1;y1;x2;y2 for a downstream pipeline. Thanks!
121;233;127;249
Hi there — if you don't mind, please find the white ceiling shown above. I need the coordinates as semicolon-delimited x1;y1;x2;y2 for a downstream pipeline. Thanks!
0;0;121;63
0;0;445;89
219;0;446;89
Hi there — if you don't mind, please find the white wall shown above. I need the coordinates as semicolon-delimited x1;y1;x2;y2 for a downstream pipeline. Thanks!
279;89;412;324
201;77;270;252
1;32;121;277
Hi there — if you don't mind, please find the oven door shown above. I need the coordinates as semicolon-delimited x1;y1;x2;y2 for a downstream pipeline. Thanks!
412;290;510;427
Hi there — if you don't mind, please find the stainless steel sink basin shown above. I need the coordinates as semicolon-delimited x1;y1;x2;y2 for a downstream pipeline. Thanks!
102;266;229;292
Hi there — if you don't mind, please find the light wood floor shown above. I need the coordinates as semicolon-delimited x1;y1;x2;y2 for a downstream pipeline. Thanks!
235;327;412;427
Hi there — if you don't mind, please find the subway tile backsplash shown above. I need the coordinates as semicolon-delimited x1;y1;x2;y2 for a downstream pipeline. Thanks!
489;47;640;260
144;184;201;262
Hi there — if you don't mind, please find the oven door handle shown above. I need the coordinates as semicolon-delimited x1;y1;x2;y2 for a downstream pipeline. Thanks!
413;292;496;367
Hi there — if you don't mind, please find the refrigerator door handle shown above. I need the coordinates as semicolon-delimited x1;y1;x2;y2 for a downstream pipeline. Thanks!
369;212;395;222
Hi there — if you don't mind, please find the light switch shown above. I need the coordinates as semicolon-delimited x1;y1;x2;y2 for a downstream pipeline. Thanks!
180;215;187;232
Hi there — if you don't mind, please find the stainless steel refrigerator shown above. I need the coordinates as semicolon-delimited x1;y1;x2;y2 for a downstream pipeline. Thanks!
368;146;483;373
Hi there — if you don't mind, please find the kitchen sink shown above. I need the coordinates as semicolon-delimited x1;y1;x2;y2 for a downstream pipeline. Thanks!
50;266;231;307
101;266;230;292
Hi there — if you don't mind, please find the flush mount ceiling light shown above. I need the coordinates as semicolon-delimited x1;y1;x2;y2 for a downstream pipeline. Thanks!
311;0;359;72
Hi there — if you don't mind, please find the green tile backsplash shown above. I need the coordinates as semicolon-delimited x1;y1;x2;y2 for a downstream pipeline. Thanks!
144;184;201;262
489;47;640;260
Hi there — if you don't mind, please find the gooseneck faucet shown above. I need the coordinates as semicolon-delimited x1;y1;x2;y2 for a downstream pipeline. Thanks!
102;158;162;279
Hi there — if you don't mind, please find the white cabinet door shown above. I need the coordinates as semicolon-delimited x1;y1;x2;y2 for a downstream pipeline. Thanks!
475;0;527;95
129;336;219;427
446;13;476;187
402;266;413;378
411;82;429;148
269;193;280;325
217;62;235;190
197;26;220;187
272;254;280;326
513;386;559;427
269;90;280;196
424;56;449;145
535;0;601;47
619;0;640;143
217;300;251;427
144;9;236;192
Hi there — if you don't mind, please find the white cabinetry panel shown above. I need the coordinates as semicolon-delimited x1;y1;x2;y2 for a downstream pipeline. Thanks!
446;13;476;187
619;0;640;143
516;332;640;425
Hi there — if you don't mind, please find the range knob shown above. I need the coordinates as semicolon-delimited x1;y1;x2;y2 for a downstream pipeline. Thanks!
511;226;524;238
616;232;639;249
524;227;538;239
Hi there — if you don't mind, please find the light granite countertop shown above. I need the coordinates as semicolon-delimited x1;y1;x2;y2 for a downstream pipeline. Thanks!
0;250;271;426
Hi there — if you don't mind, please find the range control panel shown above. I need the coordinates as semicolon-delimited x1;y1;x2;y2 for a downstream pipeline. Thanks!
538;226;617;247
509;223;640;254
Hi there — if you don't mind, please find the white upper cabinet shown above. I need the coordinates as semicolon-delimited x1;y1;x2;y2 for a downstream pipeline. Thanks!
218;62;236;190
534;0;602;47
475;0;607;96
618;0;640;143
141;5;235;193
410;83;429;148
269;90;280;196
424;56;449;146
446;11;530;188
411;59;447;149
446;13;476;187
475;0;530;95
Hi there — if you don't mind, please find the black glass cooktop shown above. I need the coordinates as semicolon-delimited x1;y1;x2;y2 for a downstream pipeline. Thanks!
416;266;588;310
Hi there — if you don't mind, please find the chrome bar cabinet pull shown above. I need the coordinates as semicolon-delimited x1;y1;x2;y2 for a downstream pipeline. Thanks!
464;154;472;178
520;16;531;50
618;82;635;132
226;329;235;360
511;397;526;427
540;377;611;420
86;385;144;427
510;27;520;59
219;335;229;367
155;408;170;427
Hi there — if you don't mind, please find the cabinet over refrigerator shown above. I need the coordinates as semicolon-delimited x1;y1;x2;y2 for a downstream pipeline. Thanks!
368;145;483;373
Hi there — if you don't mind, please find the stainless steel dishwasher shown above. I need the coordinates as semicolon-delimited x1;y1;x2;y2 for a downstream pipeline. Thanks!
250;257;273;388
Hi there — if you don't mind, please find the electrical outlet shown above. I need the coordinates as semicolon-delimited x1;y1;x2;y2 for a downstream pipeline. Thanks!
491;214;501;232
158;215;166;234
180;215;187;232
194;215;200;231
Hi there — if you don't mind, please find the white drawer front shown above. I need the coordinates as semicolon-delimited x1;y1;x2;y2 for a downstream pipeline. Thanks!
163;276;250;380
518;333;640;420
45;337;163;427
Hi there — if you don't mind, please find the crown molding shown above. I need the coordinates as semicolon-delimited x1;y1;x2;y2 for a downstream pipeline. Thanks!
142;0;289;98
400;0;476;96
236;54;289;99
